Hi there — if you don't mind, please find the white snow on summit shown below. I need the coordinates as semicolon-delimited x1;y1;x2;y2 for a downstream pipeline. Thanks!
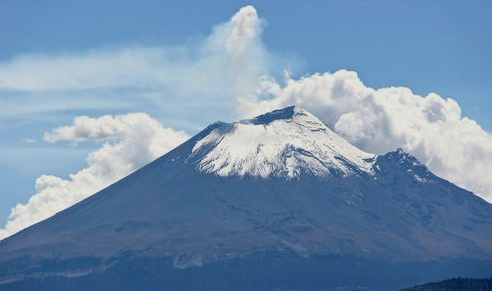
191;106;375;178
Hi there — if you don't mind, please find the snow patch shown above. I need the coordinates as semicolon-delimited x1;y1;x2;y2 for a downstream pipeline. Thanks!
192;107;375;178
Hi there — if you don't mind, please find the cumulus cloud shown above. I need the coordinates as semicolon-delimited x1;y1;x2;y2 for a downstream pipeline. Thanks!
240;70;492;202
0;113;188;239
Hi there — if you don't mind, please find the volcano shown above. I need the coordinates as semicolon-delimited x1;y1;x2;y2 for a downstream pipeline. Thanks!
1;106;491;290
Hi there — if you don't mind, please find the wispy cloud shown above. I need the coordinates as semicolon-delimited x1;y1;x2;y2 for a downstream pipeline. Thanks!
0;6;272;126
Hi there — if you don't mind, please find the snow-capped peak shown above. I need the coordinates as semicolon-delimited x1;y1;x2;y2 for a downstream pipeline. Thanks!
190;106;376;178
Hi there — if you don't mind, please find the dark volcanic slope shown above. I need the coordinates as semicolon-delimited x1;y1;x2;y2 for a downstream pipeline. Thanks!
0;107;491;291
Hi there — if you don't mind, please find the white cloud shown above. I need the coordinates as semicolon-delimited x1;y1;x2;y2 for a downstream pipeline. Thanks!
0;113;188;239
240;70;492;202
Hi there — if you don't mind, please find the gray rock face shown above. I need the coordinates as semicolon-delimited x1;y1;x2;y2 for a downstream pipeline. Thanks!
0;106;491;290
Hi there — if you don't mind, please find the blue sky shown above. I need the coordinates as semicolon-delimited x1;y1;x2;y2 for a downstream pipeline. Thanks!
0;1;491;232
